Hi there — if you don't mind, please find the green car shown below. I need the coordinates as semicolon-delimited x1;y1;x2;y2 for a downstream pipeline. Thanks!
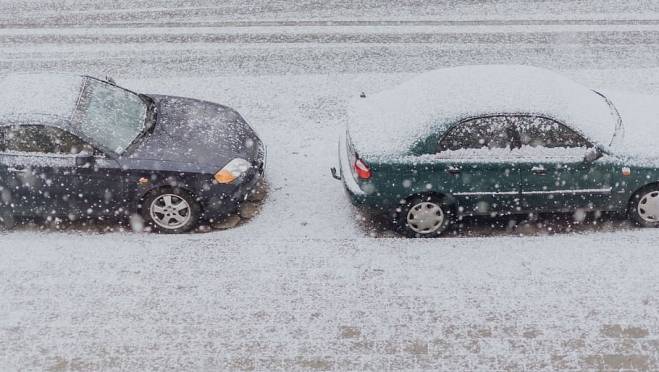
332;65;659;237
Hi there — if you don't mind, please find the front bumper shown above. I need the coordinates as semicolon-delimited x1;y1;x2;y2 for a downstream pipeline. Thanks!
200;145;267;221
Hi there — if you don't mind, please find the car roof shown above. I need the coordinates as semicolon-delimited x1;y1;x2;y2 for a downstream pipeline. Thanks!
347;65;616;159
0;73;86;127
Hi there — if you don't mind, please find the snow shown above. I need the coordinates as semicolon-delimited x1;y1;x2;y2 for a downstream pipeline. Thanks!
0;73;83;124
2;2;659;370
2;229;659;370
348;65;617;159
604;91;659;162
3;71;658;370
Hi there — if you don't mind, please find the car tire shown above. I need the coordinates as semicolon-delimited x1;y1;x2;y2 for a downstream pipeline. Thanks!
0;208;16;230
396;195;452;238
629;185;659;228
142;188;200;234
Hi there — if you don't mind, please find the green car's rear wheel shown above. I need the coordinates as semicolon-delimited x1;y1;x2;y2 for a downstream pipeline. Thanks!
397;195;451;238
630;185;659;227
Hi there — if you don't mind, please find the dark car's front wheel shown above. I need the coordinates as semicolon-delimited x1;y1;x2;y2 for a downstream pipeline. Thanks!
142;188;200;234
397;195;452;238
629;185;659;228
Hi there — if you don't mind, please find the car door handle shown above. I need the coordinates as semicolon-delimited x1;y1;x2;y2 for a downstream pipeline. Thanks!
447;165;461;175
531;165;546;175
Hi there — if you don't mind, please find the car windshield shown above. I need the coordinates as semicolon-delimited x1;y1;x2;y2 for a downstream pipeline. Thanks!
73;78;147;154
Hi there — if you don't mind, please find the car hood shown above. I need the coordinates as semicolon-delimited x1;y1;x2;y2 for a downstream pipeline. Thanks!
606;91;659;164
127;95;261;169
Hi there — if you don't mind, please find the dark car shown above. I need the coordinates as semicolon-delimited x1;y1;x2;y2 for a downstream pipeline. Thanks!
0;73;265;233
333;65;659;237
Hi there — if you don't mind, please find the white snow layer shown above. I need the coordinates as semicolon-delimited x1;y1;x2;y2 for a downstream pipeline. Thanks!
348;65;617;159
0;73;83;123
605;91;659;161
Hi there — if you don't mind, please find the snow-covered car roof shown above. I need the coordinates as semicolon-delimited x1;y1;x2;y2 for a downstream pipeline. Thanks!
0;73;85;125
348;65;617;159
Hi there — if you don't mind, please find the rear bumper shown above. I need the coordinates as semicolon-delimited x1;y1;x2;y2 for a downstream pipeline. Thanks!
338;135;366;201
337;135;388;210
336;136;400;213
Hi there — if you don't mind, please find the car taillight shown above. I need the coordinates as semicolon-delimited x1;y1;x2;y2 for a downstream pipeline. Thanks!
354;158;372;180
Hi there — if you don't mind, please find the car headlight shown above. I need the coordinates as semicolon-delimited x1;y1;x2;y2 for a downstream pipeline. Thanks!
214;158;252;184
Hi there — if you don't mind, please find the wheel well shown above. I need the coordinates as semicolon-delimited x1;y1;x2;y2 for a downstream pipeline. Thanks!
628;182;659;207
137;185;198;214
400;192;457;213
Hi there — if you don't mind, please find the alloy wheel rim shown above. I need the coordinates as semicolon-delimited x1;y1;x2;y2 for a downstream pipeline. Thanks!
406;202;444;234
638;191;659;223
150;194;192;230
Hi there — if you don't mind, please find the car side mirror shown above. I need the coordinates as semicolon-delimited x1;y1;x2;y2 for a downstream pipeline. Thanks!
75;153;95;168
584;147;601;163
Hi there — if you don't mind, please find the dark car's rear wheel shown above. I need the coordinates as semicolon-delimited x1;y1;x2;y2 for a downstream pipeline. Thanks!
629;185;659;227
397;195;451;238
142;188;200;233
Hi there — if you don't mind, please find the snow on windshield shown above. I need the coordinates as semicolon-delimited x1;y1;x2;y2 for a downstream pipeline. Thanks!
348;65;616;159
73;79;147;154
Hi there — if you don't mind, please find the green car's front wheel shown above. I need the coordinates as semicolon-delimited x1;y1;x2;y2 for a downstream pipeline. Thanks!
397;195;452;238
629;185;659;227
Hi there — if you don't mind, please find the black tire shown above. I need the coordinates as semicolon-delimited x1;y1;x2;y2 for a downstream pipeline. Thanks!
395;195;452;238
141;187;200;234
629;185;659;228
0;207;16;230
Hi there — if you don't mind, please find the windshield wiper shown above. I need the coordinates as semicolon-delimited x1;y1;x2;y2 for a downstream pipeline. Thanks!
593;90;623;146
139;94;157;132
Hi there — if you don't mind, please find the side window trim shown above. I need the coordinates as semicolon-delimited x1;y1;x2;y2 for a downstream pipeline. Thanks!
437;114;594;154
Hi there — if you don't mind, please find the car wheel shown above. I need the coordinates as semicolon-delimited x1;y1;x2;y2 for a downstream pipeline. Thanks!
629;186;659;227
397;195;451;238
0;208;16;230
142;188;200;233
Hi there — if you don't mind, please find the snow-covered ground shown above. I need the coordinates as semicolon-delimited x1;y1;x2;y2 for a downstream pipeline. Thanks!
1;2;659;370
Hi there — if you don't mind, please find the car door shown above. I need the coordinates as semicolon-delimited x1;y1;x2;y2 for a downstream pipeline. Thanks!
0;124;124;219
513;116;615;212
433;115;521;215
0;124;76;217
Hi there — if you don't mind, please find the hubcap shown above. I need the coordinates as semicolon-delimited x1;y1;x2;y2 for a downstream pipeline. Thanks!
638;191;659;223
149;194;192;230
406;202;445;234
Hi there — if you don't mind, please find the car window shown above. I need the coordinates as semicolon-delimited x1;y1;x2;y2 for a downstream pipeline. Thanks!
0;125;90;155
514;116;590;148
438;116;515;153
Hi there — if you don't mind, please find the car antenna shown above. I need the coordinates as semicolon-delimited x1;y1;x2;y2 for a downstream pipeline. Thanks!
360;92;366;98
106;76;117;85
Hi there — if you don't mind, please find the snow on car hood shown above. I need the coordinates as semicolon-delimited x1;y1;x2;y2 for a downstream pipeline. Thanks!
348;65;616;160
128;95;260;167
605;91;659;163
